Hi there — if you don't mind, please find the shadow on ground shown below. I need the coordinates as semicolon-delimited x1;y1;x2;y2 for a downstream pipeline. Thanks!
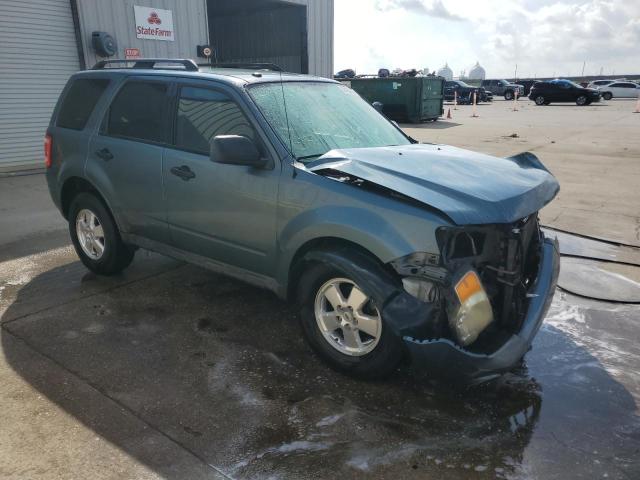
2;257;639;479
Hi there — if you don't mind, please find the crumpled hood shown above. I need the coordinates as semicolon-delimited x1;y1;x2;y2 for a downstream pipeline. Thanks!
308;144;559;225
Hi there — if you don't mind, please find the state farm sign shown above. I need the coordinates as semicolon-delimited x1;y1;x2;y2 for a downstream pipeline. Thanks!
133;6;174;41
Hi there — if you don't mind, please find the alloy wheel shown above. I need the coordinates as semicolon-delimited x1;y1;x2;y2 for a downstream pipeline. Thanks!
76;208;105;260
314;277;382;356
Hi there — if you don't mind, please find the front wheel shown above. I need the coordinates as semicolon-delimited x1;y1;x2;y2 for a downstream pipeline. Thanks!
534;95;546;106
69;192;134;275
297;262;404;379
576;95;588;106
504;90;514;101
602;92;612;100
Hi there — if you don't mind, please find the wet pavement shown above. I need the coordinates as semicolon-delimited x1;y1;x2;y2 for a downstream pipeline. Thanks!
1;235;639;479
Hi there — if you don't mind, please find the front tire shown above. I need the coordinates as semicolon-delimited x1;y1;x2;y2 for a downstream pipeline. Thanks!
504;90;514;101
69;192;134;275
297;262;404;379
576;95;588;106
534;95;546;106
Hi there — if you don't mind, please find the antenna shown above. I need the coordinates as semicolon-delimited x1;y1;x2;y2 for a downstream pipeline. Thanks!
279;71;294;157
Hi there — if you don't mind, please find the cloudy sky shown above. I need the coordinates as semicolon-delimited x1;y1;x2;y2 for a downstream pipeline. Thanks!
334;0;640;79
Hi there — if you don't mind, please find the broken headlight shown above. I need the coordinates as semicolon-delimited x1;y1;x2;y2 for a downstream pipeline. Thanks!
448;270;494;346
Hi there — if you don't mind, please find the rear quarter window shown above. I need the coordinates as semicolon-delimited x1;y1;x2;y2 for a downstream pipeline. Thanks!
57;78;110;130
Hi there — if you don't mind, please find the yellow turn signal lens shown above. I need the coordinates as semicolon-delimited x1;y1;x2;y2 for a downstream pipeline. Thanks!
455;271;482;304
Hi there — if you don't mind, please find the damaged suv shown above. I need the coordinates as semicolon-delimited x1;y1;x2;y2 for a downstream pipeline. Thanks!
46;59;560;383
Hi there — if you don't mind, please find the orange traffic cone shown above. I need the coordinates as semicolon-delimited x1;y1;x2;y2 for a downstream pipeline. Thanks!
446;108;452;119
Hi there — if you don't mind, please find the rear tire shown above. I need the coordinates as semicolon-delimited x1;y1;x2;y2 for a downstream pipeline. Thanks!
297;261;404;379
534;95;546;106
69;192;134;275
602;92;612;100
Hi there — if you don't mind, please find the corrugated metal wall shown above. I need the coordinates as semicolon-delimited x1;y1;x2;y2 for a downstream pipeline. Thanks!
209;3;306;74
76;0;209;68
285;0;333;78
207;0;333;78
0;0;81;170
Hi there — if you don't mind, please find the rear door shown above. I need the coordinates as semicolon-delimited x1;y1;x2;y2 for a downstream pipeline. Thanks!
550;82;568;101
87;77;172;242
612;82;638;98
163;82;280;276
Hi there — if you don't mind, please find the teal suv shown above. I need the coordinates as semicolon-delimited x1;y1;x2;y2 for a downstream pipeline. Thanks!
45;59;560;382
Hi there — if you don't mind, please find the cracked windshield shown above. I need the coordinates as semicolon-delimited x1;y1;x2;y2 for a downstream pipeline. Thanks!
249;82;410;160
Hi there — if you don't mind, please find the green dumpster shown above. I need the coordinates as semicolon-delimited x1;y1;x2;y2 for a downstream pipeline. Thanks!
349;76;445;123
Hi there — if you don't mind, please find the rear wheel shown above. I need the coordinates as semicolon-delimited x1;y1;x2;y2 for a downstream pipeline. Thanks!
69;193;134;275
602;92;612;100
298;261;404;379
534;95;546;106
576;95;588;106
504;90;514;101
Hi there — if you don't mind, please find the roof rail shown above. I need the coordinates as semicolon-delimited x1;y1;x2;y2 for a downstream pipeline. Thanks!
92;58;199;71
197;62;282;72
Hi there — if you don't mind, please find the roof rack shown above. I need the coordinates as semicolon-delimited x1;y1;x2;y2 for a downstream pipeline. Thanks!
92;58;199;71
197;62;282;72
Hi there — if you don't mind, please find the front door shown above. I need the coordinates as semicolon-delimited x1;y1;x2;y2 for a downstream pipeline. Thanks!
163;84;280;276
87;77;171;242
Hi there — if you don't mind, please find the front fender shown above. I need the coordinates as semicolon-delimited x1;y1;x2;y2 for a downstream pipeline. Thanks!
276;205;425;289
301;248;442;339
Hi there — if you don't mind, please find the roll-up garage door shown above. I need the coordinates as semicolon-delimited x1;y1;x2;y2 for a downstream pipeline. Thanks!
0;0;81;171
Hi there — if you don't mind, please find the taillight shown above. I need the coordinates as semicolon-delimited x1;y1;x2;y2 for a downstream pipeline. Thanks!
44;134;52;168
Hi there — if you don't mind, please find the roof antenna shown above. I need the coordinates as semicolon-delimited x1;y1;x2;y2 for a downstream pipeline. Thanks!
279;70;294;158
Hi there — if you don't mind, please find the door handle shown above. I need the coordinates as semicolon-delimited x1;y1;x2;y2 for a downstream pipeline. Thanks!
170;165;195;181
95;148;113;161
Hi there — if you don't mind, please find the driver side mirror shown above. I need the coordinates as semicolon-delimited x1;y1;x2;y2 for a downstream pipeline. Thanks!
210;135;266;168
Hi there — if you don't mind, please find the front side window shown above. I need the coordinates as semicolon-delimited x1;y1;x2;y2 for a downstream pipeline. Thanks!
175;87;255;155
249;82;410;161
107;81;168;143
57;78;110;130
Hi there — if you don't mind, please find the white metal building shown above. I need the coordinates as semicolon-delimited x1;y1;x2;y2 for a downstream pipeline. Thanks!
0;0;334;172
468;62;486;80
437;63;453;81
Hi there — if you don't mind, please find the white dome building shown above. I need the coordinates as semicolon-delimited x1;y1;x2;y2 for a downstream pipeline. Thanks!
468;62;486;80
437;63;453;81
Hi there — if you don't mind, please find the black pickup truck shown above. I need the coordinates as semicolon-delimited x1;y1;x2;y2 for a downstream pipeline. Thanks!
444;80;484;103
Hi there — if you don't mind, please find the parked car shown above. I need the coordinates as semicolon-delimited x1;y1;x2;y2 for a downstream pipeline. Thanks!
528;79;601;106
586;79;616;89
480;89;493;102
45;58;560;383
480;79;525;100
597;81;640;100
444;80;482;103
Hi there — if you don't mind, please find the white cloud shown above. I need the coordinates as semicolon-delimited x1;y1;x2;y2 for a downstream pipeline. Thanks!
335;0;640;78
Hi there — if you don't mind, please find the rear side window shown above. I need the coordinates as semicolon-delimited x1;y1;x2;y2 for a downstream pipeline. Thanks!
107;81;168;143
175;86;255;155
57;78;110;130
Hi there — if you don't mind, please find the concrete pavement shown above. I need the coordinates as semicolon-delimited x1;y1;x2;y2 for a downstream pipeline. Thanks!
1;100;639;479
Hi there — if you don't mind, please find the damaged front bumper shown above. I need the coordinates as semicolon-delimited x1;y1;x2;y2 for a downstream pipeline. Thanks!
401;237;560;383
